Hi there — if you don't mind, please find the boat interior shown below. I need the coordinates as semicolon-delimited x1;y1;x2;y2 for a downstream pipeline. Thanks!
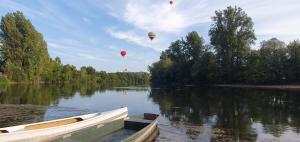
97;113;159;142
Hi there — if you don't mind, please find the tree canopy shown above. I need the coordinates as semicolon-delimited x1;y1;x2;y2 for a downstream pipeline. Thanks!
150;6;300;87
0;11;51;81
209;6;256;83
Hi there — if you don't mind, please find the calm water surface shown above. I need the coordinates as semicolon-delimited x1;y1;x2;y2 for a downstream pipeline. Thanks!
1;84;300;142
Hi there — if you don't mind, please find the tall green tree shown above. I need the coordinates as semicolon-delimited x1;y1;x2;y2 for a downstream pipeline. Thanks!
243;50;262;84
259;38;288;83
61;64;77;82
191;46;218;84
46;57;62;83
209;6;256;83
149;51;173;86
170;32;206;84
287;40;300;82
150;32;210;86
0;11;51;81
0;35;4;69
85;66;96;75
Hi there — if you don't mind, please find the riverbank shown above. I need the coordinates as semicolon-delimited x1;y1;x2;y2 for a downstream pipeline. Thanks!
0;76;12;84
215;84;300;90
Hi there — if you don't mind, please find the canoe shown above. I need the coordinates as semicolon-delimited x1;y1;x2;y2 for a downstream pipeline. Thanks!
0;107;128;142
52;113;160;142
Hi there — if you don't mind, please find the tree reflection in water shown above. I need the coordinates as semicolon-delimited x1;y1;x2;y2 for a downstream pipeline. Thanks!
149;87;300;141
0;84;145;106
0;84;147;128
1;85;300;141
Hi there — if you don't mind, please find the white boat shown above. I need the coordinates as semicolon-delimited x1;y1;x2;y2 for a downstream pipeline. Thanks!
0;107;128;142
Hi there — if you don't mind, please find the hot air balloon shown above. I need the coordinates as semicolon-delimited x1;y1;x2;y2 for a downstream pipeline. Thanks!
148;32;156;40
169;0;173;5
120;50;126;57
120;50;127;72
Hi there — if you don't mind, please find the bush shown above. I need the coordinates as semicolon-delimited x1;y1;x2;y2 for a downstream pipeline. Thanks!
0;76;10;84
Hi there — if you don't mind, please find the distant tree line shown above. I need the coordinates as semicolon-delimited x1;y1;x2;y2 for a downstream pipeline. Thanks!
149;6;300;87
0;11;149;85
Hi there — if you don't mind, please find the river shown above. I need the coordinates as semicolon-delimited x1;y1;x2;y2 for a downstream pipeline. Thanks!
0;84;300;142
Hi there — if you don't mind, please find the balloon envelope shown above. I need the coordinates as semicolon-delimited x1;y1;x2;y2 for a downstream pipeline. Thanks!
148;32;156;40
120;51;126;57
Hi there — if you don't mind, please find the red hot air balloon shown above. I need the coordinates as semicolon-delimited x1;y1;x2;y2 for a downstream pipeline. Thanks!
120;51;126;57
169;0;173;5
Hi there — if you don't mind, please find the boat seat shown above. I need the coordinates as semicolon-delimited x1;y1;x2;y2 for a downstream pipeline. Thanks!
124;119;152;131
25;118;83;130
144;113;159;120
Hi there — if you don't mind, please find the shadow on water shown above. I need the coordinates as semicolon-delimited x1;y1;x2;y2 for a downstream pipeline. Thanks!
149;87;300;141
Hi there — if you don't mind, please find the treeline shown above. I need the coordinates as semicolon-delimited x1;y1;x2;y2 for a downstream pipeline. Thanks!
45;59;149;85
0;11;149;85
149;6;300;87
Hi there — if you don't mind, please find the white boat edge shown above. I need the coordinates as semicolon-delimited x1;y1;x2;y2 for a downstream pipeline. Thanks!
0;107;128;142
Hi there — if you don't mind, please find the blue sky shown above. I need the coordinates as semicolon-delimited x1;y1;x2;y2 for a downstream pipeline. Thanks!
1;0;300;72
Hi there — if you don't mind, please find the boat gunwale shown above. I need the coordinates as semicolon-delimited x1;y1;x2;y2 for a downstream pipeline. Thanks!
0;113;99;133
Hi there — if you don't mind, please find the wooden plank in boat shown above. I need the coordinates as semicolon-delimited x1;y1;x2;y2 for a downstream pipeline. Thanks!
25;118;83;130
144;113;159;120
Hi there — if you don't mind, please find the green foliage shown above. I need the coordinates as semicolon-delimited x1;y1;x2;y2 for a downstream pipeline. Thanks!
0;11;51;82
42;59;149;86
287;40;300;82
150;6;300;86
258;38;288;83
0;11;149;86
150;31;216;86
0;75;10;84
209;6;256;82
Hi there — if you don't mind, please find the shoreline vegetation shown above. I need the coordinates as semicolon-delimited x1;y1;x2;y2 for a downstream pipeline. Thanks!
149;6;300;87
0;11;149;85
0;76;11;84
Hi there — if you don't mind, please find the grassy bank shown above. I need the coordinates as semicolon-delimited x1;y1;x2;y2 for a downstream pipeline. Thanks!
0;76;12;84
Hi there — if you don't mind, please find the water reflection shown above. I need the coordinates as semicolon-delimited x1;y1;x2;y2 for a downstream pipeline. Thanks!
1;85;300;141
149;87;300;141
0;84;153;128
0;84;148;105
